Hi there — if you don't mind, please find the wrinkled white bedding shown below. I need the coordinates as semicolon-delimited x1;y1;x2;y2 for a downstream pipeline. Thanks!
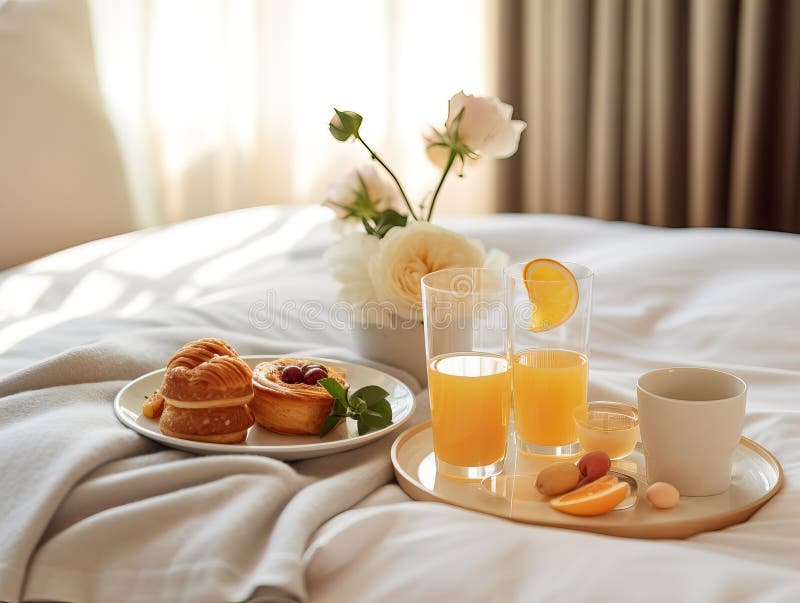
1;207;798;602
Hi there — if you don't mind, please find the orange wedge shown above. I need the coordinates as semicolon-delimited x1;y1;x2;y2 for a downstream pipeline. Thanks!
550;474;628;516
522;258;579;332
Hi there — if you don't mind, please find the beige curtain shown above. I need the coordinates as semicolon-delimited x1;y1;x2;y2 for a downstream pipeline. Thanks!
498;0;800;232
83;0;800;232
88;0;497;228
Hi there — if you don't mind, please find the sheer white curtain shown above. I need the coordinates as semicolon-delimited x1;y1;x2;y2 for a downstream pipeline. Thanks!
88;0;498;227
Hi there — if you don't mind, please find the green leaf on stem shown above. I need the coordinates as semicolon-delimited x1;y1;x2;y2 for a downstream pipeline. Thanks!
366;398;392;421
349;395;368;415
318;378;394;438
360;411;392;430
361;217;377;236
332;397;347;416
359;209;407;239
320;414;343;437
373;209;407;237
351;385;391;404
318;377;347;403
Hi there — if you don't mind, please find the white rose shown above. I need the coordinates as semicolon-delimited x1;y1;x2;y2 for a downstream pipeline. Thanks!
483;247;510;272
322;164;396;219
323;232;379;305
445;91;527;158
368;221;486;320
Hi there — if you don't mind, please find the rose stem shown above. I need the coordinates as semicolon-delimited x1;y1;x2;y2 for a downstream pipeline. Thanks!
356;136;418;221
425;148;457;221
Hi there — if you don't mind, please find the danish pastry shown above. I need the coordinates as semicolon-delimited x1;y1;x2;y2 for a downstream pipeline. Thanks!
251;358;348;435
151;338;255;444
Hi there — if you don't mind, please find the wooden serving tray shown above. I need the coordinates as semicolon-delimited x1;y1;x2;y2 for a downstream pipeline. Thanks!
391;421;783;539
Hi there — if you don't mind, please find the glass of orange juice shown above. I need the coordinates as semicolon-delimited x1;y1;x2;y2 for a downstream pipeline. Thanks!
422;267;512;479
506;260;593;456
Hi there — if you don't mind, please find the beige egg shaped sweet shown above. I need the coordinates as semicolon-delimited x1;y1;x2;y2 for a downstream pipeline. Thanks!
646;482;680;509
535;462;582;496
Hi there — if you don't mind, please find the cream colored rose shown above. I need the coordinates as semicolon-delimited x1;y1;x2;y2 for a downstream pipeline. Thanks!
323;232;379;305
368;221;486;319
445;91;526;158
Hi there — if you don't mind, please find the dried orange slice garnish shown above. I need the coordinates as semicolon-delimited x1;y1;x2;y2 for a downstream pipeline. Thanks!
142;391;165;419
550;474;628;516
522;258;579;332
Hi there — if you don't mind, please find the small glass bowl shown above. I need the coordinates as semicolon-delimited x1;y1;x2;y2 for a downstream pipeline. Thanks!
574;401;639;460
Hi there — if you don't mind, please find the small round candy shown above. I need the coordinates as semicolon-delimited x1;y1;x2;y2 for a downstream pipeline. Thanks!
303;367;328;386
646;482;680;509
280;365;303;384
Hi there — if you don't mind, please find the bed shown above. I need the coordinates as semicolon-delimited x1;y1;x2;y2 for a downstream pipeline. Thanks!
1;207;798;602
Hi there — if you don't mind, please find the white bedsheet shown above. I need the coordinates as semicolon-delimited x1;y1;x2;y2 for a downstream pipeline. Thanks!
1;207;798;602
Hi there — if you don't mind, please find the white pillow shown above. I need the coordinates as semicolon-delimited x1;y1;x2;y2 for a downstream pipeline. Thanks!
0;0;132;269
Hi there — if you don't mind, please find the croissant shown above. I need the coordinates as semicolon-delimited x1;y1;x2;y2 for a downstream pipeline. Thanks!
251;358;348;436
155;338;254;444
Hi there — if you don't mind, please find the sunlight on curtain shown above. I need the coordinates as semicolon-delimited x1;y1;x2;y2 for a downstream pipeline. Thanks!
88;0;493;227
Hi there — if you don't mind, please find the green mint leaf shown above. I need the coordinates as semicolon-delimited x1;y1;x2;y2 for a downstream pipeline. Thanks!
360;411;392;430
318;379;394;438
366;398;392;421
351;385;390;404
318;377;347;404
333;398;347;416
320;414;342;437
350;395;368;415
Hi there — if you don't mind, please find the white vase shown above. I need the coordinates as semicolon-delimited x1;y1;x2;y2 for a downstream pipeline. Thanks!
351;319;428;386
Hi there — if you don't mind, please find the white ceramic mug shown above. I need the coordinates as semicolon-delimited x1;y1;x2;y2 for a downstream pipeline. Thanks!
637;367;746;497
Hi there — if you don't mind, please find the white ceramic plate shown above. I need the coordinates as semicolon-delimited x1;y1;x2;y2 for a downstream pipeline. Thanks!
115;355;416;460
392;421;783;539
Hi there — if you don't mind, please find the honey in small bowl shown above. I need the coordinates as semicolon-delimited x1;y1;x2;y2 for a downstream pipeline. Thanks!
574;401;639;460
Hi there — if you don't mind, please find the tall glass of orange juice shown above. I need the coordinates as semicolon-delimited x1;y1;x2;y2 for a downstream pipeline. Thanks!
422;268;511;479
506;260;593;456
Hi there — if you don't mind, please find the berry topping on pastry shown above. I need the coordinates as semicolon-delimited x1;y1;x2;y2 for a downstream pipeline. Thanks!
280;365;304;384
302;366;328;385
